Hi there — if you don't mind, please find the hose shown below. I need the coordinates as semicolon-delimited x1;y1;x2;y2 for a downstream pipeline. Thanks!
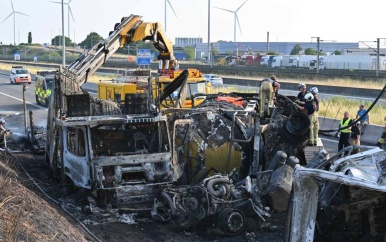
2;150;102;242
319;84;386;133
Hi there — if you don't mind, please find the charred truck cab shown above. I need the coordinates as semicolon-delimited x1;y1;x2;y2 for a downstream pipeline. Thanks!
46;15;182;209
55;96;173;208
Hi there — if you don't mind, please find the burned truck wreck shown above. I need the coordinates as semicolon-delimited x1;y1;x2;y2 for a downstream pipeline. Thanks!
44;13;342;238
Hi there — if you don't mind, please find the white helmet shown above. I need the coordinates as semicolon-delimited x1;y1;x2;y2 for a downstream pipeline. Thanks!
0;118;5;124
310;87;318;94
298;83;306;89
304;93;314;102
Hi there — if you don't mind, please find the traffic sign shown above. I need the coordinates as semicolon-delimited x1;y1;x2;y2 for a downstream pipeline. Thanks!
137;49;151;65
14;52;20;61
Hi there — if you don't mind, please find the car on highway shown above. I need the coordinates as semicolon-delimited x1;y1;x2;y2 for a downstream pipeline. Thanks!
203;74;223;85
10;66;32;84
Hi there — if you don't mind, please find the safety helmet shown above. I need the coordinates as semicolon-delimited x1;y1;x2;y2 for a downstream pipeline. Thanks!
310;87;318;94
304;93;314;102
298;83;306;89
0;118;5;124
270;75;276;81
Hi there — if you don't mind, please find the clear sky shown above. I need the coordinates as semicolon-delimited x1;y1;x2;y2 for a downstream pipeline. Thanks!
0;0;385;47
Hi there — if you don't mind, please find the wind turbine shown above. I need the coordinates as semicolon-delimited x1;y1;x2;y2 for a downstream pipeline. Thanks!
214;0;248;42
164;0;177;32
50;0;75;39
1;0;30;45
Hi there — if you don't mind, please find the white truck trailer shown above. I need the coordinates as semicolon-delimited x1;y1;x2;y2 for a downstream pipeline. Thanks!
281;55;299;68
298;55;317;69
325;55;372;70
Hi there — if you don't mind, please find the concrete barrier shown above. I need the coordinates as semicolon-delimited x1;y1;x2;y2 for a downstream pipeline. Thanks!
318;116;383;144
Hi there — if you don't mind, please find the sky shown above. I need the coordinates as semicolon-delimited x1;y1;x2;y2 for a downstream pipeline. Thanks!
0;0;385;48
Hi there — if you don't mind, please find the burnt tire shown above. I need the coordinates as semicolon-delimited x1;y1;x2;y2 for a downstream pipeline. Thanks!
217;208;245;235
36;94;39;104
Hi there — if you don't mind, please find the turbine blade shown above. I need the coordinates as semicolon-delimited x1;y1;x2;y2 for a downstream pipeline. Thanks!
15;11;30;17
167;0;177;17
50;1;62;4
213;6;234;13
236;14;242;35
1;12;13;23
10;0;14;11
236;0;248;12
68;0;72;4
69;6;75;22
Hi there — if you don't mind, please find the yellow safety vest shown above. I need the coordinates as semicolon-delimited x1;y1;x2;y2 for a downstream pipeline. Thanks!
340;118;351;133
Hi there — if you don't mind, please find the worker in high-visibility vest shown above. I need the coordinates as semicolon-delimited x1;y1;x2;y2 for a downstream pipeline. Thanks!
338;111;352;153
376;116;386;148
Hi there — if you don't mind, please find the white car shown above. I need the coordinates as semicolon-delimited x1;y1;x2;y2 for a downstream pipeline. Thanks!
203;74;223;85
10;66;32;84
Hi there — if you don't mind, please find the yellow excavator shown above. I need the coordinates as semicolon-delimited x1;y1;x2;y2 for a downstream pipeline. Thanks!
97;18;210;109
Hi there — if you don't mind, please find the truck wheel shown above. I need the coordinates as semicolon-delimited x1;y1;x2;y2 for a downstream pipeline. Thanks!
10;78;13;84
36;95;39;104
45;98;49;106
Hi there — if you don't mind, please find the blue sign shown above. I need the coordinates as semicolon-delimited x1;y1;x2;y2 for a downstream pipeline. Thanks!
14;52;20;61
137;49;151;65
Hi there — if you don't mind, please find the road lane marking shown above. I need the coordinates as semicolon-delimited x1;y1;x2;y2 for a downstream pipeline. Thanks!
321;137;338;143
0;91;48;110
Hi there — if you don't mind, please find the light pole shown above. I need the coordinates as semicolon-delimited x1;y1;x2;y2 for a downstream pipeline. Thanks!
61;0;66;66
311;37;320;73
208;0;211;66
375;38;386;77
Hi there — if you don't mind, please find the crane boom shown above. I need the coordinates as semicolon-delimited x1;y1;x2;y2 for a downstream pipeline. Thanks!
63;14;176;87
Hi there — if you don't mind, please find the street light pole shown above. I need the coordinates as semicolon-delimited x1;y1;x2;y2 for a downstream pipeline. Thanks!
376;38;380;77
62;0;66;66
311;37;320;74
208;0;211;66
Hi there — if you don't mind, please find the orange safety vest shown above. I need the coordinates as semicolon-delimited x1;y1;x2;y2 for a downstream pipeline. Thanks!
340;118;351;133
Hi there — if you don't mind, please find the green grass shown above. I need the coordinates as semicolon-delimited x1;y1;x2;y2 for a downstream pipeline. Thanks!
319;96;386;125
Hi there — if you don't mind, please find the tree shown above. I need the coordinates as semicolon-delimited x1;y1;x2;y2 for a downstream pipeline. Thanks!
290;44;302;55
267;51;278;55
333;50;342;55
28;32;32;44
212;47;219;56
51;35;73;47
304;48;317;55
78;32;103;49
183;46;195;60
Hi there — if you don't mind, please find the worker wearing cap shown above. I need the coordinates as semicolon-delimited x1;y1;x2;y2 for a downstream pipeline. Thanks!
295;93;317;146
259;76;279;118
296;83;308;107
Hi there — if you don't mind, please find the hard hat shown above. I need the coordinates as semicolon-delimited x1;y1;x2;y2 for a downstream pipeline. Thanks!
270;75;276;81
310;87;318;94
304;93;314;102
298;83;306;89
0;118;5;124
